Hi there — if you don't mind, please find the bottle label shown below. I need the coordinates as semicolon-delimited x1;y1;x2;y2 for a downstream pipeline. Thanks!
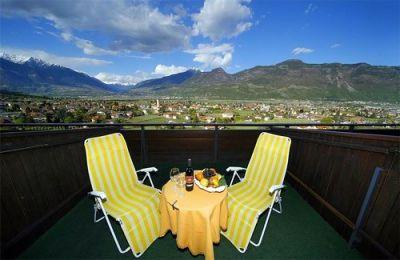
186;176;194;183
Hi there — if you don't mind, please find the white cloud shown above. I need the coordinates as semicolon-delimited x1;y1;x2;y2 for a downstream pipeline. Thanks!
95;72;151;85
305;3;317;14
1;47;111;69
330;43;341;48
192;0;252;41
61;33;116;56
125;54;152;60
153;64;188;76
186;43;233;69
173;4;188;18
95;64;189;85
2;0;191;53
292;47;314;55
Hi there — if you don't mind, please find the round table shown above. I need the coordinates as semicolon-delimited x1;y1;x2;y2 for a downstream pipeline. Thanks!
159;178;228;260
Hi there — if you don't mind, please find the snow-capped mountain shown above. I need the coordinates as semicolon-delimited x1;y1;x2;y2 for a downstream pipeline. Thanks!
0;53;31;64
0;54;126;96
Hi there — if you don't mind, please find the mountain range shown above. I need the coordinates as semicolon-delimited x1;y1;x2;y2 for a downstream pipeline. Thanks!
130;60;400;101
0;55;123;96
1;55;399;101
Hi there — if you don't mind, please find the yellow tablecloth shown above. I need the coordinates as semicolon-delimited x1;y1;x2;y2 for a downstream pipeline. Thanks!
159;179;228;260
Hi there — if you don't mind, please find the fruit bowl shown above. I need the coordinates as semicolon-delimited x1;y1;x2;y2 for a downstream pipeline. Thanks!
194;169;227;193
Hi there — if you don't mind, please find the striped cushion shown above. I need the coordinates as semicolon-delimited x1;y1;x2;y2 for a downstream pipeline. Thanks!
105;185;160;254
84;133;160;254
85;133;138;196
245;132;291;189
222;132;291;251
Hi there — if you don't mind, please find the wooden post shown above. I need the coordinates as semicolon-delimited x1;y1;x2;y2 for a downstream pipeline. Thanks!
348;167;383;248
140;125;146;166
214;125;218;163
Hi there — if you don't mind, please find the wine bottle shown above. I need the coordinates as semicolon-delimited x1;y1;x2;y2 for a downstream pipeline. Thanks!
185;158;194;191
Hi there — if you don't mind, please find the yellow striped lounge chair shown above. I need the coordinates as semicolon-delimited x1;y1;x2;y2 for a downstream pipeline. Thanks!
222;132;291;253
84;133;160;257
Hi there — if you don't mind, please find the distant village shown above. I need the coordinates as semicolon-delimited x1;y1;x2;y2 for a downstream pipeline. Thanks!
0;95;399;129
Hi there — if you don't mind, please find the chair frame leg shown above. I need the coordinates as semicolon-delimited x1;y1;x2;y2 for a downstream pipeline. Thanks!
234;202;276;254
229;171;244;186
249;207;274;247
139;172;155;188
223;191;284;253
272;191;283;214
272;199;282;214
94;203;105;223
94;198;144;257
238;247;247;253
249;193;283;248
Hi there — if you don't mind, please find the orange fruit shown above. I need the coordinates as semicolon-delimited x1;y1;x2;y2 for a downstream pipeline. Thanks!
195;172;203;181
200;178;209;187
211;178;219;187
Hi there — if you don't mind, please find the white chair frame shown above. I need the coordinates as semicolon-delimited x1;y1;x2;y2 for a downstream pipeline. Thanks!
226;166;246;187
88;167;158;257
226;167;285;253
137;167;158;188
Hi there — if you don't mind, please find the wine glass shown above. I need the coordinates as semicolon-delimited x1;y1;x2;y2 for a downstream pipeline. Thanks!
176;174;186;197
170;168;180;185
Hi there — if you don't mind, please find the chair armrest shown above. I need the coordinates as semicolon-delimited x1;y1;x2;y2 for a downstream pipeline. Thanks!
269;184;286;194
226;166;247;173
137;167;158;174
88;191;107;200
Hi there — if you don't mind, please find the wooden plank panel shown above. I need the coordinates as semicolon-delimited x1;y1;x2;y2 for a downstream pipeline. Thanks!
67;144;90;187
3;155;41;223
363;169;400;241
28;149;61;210
270;127;399;258
0;159;28;242
50;146;78;194
17;152;49;216
1;127;121;257
377;194;399;256
1;200;15;243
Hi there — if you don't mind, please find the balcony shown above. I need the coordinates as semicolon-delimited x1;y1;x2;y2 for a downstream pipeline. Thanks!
1;123;399;259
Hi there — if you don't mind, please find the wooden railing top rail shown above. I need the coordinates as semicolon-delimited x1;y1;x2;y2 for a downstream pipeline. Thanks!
1;122;399;128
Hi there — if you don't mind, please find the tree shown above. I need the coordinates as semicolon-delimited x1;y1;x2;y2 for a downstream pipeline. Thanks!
64;115;75;123
54;108;67;122
216;117;231;123
192;114;200;123
132;109;144;117
320;117;335;124
7;104;20;112
75;107;89;122
25;106;32;114
45;113;54;123
14;115;34;123
113;118;125;123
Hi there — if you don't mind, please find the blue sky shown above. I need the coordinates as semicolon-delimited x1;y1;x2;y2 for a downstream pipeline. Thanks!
1;0;399;85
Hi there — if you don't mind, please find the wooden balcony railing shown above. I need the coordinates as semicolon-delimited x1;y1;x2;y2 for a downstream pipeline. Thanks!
0;124;399;258
1;122;399;130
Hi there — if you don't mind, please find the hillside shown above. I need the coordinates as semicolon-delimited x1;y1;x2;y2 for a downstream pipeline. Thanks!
136;69;200;89
131;59;400;101
0;55;118;96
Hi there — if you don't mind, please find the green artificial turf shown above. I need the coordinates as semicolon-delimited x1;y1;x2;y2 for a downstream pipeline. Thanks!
20;163;362;259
